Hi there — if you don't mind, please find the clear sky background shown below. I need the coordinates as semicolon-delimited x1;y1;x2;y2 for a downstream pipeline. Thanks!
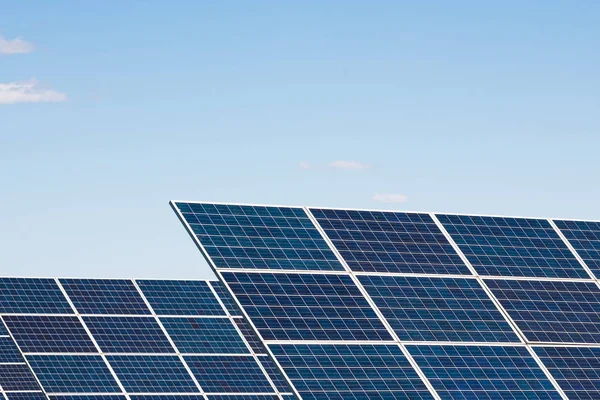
1;1;599;279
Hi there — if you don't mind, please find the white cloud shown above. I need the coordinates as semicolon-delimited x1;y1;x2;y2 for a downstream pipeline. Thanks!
329;160;371;169
372;193;408;203
0;35;34;54
299;161;311;169
0;80;67;104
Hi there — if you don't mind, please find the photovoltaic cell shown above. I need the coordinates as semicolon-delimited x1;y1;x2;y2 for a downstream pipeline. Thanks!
84;316;173;353
207;397;280;400
486;279;600;343
233;318;266;354
437;214;588;278
0;363;41;391
107;355;199;393
49;397;127;400
222;271;392;341
408;344;562;400
270;343;433;400
160;317;248;354
3;315;96;353
310;208;470;275
137;280;225;316
212;282;242;315
0;336;25;362
184;355;275;393
257;355;292;392
27;354;120;393
554;219;600;278
0;278;72;314
359;275;519;343
534;346;600;400
130;397;204;400
174;202;343;271
7;394;47;400
60;279;150;315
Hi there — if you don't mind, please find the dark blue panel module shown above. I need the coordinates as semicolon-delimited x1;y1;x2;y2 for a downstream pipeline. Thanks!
27;355;120;393
0;363;41;390
222;271;392;341
108;355;199;393
487;279;600;343
137;280;224;316
234;318;265;354
161;317;247;354
310;208;471;275
207;397;280;400
174;202;343;271
4;315;96;353
130;397;205;400
437;214;588;278
257;355;292;392
60;279;150;315
0;319;8;335
0;336;25;362
554;219;600;278
0;278;72;314
7;393;48;400
212;282;242;315
359;275;519;343
535;346;600;400
270;343;433;400
49;397;126;400
185;355;274;393
84;316;173;353
409;345;562;400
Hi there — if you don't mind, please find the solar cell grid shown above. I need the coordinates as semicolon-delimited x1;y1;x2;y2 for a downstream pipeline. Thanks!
6;393;47;400
0;363;41;390
3;315;96;353
486;279;600;344
137;280;225;316
60;279;150;315
0;278;72;314
222;271;392;341
554;219;600;279
233;318;266;354
534;346;600;400
270;343;434;400
184;355;276;393
160;317;248;354
48;397;126;400
211;283;242;315
0;336;25;363
174;202;343;271
83;316;174;353
359;275;519;343
408;344;562;400
310;208;471;275
256;355;292;392
437;214;588;278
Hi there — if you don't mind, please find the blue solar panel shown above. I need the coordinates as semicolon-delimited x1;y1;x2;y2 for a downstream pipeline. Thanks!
60;279;151;315
359;275;519;343
437;214;588;278
0;363;41;391
0;336;25;362
6;393;48;400
129;397;204;400
207;397;280;400
257;355;292;392
84;316;173;353
233;318;266;354
222;271;392;341
137;280;225;316
4;315;96;353
160;317;248;354
486;279;600;343
270;343;433;400
212;282;242;315
408;344;562;400
0;278;72;314
311;208;471;275
534;346;600;400
184;355;275;393
48;397;126;400
27;354;120;393
174;202;343;271
554;219;600;278
107;355;199;393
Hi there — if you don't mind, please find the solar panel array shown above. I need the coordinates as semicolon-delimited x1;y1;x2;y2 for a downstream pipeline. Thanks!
0;278;294;400
173;201;600;400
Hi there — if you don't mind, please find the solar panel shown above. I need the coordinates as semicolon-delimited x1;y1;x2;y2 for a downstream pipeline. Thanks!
359;275;519;343
160;317;249;354
270;343;434;399
222;271;392;341
173;202;344;271
0;278;72;314
310;208;471;275
0;363;41;391
486;278;600;343
408;344;562;399
137;280;225;316
60;279;151;315
0;336;25;363
6;393;48;400
437;214;588;278
554;219;600;278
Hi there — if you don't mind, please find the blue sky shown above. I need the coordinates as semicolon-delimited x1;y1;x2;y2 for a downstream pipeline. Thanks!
1;1;599;279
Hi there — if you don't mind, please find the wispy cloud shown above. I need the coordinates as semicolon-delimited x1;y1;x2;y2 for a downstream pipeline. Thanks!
329;160;371;170
0;35;34;54
299;161;311;169
372;193;408;203
0;80;67;104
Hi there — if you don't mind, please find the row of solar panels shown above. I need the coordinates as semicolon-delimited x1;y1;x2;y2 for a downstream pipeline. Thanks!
172;202;600;399
0;278;294;399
